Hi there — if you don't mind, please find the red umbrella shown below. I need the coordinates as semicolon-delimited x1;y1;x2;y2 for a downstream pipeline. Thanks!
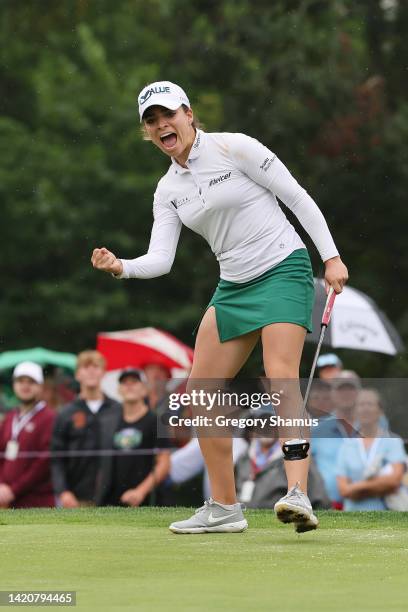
97;327;194;372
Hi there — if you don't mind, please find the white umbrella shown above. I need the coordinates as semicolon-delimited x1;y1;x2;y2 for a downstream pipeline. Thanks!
307;279;404;355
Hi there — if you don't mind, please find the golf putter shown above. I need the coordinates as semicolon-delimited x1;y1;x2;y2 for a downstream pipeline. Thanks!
282;286;337;461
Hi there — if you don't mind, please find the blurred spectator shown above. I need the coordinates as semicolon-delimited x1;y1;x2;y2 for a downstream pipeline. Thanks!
170;436;248;500
306;379;333;419
311;376;361;507
51;350;121;507
0;376;15;416
316;353;343;380
335;371;388;431
143;362;171;412
100;368;170;506
337;369;360;383
332;375;362;433
235;434;330;509
0;381;7;415
41;369;76;411
0;362;55;508
336;389;406;511
157;375;193;449
42;377;60;410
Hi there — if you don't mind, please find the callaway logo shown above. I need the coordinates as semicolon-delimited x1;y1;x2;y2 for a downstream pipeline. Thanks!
260;155;276;172
208;511;238;524
139;86;171;105
209;171;232;187
339;321;378;343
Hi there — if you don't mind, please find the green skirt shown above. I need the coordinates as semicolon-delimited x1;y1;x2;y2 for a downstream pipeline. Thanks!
197;248;314;343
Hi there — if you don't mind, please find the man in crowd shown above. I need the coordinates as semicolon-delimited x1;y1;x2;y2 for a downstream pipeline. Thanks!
99;368;170;506
306;379;333;419
311;375;361;508
143;362;171;412
0;361;55;508
316;353;343;380
51;350;120;507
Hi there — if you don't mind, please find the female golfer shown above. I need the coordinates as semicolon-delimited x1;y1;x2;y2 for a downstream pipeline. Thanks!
91;81;348;534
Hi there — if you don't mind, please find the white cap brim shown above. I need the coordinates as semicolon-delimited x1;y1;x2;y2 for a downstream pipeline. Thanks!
138;81;190;122
139;96;183;121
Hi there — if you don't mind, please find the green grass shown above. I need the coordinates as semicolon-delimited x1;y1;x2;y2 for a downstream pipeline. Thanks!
1;508;407;611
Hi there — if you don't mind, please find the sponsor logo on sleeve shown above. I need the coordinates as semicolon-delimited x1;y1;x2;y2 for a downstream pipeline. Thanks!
171;196;191;208
209;171;232;187
260;155;276;172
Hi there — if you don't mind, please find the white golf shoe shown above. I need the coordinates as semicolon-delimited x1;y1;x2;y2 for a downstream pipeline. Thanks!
169;498;248;534
274;482;319;533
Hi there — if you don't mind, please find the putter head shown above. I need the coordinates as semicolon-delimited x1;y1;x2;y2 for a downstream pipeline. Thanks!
282;439;310;461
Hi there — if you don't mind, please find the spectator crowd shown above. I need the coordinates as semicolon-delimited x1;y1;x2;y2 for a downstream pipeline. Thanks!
0;351;407;512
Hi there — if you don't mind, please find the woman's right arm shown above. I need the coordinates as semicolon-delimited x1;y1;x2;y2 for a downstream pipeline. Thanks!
91;198;182;279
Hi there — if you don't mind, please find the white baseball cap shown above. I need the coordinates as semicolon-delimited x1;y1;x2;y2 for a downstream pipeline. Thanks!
138;81;190;122
316;353;343;369
12;361;44;384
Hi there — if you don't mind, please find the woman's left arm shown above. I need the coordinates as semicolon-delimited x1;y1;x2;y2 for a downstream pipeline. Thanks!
229;134;349;293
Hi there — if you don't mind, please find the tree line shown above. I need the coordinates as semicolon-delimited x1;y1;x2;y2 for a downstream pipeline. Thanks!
1;0;407;376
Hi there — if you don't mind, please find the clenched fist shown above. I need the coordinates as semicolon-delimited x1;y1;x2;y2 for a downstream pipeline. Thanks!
91;247;123;276
324;255;349;294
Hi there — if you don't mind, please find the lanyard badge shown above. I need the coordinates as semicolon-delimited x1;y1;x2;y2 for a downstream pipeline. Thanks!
6;401;45;461
5;440;19;461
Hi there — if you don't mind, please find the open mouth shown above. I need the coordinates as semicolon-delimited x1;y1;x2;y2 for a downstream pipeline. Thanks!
160;132;178;149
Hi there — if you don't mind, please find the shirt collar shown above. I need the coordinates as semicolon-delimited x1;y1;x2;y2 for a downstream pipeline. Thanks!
171;129;205;173
187;128;204;160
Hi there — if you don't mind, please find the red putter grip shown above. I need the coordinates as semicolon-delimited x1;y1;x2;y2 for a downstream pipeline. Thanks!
322;287;336;327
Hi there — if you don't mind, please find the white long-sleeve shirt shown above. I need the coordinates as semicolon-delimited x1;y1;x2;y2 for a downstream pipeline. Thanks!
118;130;339;283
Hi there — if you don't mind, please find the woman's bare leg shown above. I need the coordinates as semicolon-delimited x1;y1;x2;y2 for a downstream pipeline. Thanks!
261;323;310;493
189;307;259;504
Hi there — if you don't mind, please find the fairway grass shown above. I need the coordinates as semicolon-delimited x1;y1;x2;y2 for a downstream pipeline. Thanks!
1;508;407;611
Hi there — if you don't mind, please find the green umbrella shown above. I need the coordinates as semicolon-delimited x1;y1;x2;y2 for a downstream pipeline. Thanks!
0;347;77;371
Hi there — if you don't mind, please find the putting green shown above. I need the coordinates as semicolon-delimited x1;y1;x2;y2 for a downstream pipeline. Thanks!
0;509;407;611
